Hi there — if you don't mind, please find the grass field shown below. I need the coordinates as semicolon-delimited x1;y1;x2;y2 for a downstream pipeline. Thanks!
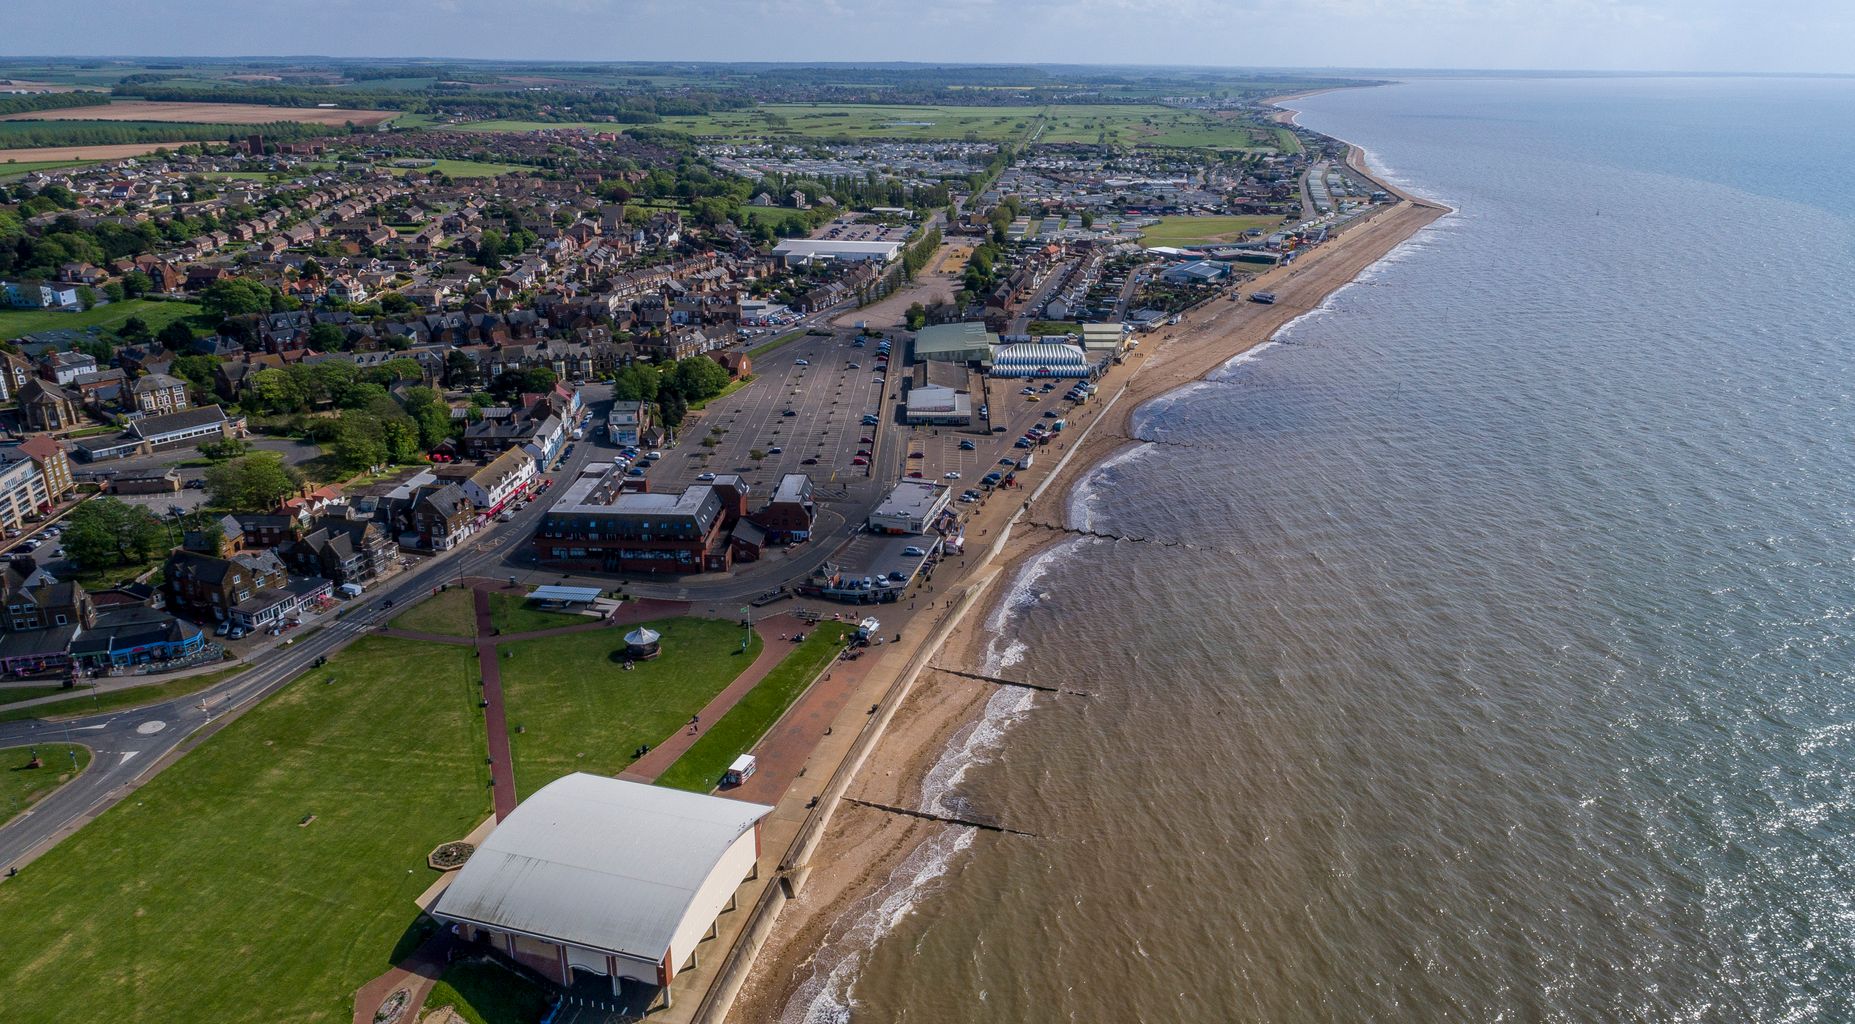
0;636;487;1022
0;157;97;178
422;958;551;1024
749;329;808;358
661;103;1043;141
498;618;761;799
453;119;628;133
689;373;755;411
740;206;815;232
0;664;249;724
379;158;533;178
1;743;90;825
1139;214;1284;246
658;623;851;792
0;297;203;341
388;587;478;639
486;592;583;635
1036;104;1283;151
0;683;86;707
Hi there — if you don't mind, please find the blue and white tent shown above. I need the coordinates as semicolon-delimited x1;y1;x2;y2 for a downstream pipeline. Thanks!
988;342;1089;379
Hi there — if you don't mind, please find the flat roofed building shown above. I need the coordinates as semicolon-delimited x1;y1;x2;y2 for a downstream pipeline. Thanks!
904;384;972;425
868;478;952;535
1079;323;1126;352
771;238;903;265
913;321;997;364
432;774;772;1002
535;466;737;574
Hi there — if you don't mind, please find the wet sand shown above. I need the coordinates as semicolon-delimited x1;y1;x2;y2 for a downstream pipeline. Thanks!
726;127;1449;1024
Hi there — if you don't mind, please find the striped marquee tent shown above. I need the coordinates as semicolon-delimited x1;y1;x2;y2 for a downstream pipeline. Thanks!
988;342;1090;379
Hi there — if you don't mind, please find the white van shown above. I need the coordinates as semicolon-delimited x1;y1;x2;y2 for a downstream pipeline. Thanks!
1016;454;1034;470
337;583;364;599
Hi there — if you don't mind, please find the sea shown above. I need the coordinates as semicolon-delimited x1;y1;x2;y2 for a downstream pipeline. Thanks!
783;76;1855;1023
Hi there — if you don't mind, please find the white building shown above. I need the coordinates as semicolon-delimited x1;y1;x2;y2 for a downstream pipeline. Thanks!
0;449;51;531
461;446;537;511
431;774;772;1006
868;478;952;535
771;238;904;266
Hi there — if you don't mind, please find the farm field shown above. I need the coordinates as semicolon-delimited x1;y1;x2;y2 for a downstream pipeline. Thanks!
0;141;191;162
0;298;203;341
0;99;396;126
1139;214;1285;246
452;119;628;132
660;103;1044;141
0;635;489;1023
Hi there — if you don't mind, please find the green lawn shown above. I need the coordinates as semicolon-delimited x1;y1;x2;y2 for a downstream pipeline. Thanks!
0;664;244;725
689;374;755;411
498;618;762;799
452;119;631;133
378;158;534;178
0;683;87;708
1139;215;1284;247
0;157;97;179
421;958;551;1024
67;549;169;592
1;743;90;825
749;330;807;358
0;635;486;1023
739;206;814;232
0;298;203;341
389;587;478;639
486;592;585;636
658;623;850;792
1035;104;1284;151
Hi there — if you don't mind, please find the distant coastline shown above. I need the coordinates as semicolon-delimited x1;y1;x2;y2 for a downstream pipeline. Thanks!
720;89;1451;1024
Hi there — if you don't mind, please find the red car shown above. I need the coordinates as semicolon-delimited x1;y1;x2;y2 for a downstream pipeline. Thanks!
852;456;869;465
907;470;924;478
860;436;874;444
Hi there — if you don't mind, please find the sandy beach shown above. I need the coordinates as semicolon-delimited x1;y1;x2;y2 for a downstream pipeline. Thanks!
723;108;1448;1023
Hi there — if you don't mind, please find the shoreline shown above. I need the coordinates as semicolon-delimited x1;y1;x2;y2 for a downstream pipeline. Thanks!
723;101;1451;1024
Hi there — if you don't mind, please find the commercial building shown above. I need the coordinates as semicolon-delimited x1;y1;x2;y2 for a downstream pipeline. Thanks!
903;384;973;425
607;401;650;446
868;478;952;535
17;435;74;503
1159;260;1231;285
1079;323;1127;352
771;238;903;266
912;321;997;364
432;773;772;1007
988;341;1090;379
748;473;817;543
534;467;750;574
460;447;538;512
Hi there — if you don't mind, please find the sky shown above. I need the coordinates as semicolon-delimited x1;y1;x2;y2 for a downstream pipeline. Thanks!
6;0;1855;75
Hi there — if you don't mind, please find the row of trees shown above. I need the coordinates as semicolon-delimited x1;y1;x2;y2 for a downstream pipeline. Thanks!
611;356;733;431
61;499;171;575
243;358;426;416
0;119;322;151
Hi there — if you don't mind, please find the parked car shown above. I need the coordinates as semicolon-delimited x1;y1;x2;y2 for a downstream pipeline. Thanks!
959;440;977;450
783;409;798;417
801;457;819;465
795;359;810;366
697;472;717;481
767;446;784;454
908;451;924;459
944;471;962;480
903;546;928;556
852;456;868;465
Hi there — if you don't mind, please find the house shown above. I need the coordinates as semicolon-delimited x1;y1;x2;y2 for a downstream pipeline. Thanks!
163;548;287;625
40;350;98;386
0;349;34;402
2;280;81;310
280;512;395;585
460;447;537;512
607;400;650;446
404;483;476;551
130;372;191;415
0;561;93;678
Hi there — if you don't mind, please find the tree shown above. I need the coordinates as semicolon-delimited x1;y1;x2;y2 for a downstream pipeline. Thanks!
203;452;302;512
611;363;660;402
103;281;126;304
61;499;169;573
121;270;152;298
199;276;271;320
905;302;928;331
306;322;347;352
198;437;252;461
378;292;415;316
670;356;730;402
333;410;388;471
157;319;196;353
444;350;478;388
400;386;453;451
248;366;310;415
77;286;96;311
655;378;687;431
171;353;220;393
489;366;557;401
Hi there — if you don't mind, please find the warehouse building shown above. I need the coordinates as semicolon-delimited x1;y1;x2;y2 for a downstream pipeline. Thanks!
771;238;903;266
432;774;772;1009
912;321;997;364
903;384;973;425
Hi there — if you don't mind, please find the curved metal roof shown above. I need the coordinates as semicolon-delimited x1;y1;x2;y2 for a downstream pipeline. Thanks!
432;774;771;962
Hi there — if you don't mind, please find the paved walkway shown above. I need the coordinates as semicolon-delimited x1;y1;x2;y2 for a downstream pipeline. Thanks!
619;612;802;783
727;636;884;805
352;931;453;1024
474;588;519;822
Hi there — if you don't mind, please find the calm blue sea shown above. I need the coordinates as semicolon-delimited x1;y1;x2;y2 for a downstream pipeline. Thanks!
791;77;1855;1023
